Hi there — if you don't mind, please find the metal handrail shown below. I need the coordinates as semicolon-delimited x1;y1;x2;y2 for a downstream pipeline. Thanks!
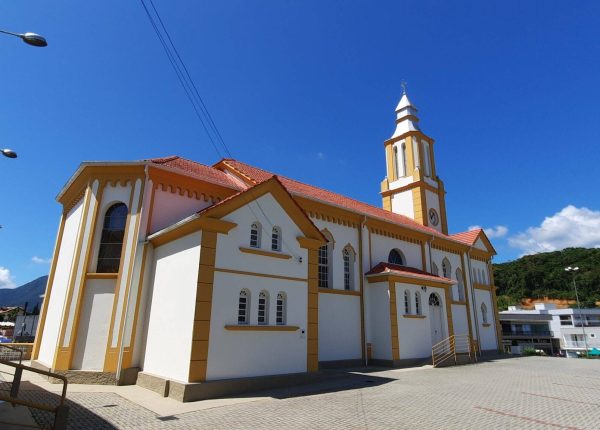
0;343;24;363
0;358;69;429
432;334;476;368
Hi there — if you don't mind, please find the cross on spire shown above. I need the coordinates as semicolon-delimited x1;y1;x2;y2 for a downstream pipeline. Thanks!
400;80;408;95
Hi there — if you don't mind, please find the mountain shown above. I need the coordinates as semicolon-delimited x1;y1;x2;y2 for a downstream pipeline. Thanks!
0;275;48;310
493;248;600;310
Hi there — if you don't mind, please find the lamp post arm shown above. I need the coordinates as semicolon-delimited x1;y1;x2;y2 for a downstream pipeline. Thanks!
0;29;21;38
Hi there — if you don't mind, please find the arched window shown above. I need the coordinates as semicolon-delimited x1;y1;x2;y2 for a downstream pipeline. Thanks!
97;203;128;273
429;293;441;306
432;262;439;276
481;302;488;324
258;290;269;325
415;291;422;315
393;146;399;179
442;258;451;278
318;231;333;288
276;292;286;325
472;268;477;283
423;141;432;177
456;268;465;302
271;226;281;252
343;246;355;291
404;290;411;314
388;249;404;265
400;143;407;176
250;222;261;248
238;290;250;324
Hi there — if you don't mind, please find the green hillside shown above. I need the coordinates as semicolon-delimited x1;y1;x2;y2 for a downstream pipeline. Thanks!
493;248;600;310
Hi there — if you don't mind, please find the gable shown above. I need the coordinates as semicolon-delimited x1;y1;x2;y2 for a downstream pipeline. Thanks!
474;238;487;251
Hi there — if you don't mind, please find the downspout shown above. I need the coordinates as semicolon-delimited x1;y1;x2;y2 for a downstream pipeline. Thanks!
360;215;368;366
466;246;481;353
116;164;149;384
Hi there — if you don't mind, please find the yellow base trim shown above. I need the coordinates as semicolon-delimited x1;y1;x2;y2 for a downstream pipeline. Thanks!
451;300;467;305
86;273;118;279
482;323;491;328
224;325;300;332
402;314;426;319
239;246;292;260
318;288;361;297
473;283;492;291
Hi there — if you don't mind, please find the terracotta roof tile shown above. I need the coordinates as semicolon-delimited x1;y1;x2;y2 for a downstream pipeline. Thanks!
218;159;448;238
449;229;482;246
365;262;455;284
149;156;243;189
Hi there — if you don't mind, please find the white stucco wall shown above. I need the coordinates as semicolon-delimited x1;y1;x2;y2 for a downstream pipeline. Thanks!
390;192;414;219
475;289;497;351
318;293;362;362
370;234;422;270
215;194;307;280
396;284;447;359
150;188;213;234
368;282;392;360
310;219;359;291
206;271;308;380
451;304;469;337
38;199;84;367
470;260;490;285
143;232;200;382
71;278;115;370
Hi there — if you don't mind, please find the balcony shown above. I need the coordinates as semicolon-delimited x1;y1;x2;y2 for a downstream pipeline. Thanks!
502;330;553;338
561;339;600;349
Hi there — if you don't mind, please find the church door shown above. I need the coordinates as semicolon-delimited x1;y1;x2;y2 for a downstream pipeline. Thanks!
429;293;444;345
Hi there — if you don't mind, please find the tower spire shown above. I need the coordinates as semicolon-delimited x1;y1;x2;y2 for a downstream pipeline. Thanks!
391;89;420;139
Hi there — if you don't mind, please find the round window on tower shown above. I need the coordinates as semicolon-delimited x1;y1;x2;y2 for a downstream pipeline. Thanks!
428;209;439;226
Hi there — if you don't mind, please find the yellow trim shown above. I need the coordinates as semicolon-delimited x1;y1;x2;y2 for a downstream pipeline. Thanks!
214;267;306;283
385;142;395;181
380;179;439;197
32;214;66;360
306;248;319;372
104;180;138;372
189;231;218;382
488;262;503;351
53;184;93;370
473;283;492;291
297;236;325;250
403;314;426;319
86;273;118;279
451;300;467;306
482;323;491;328
318;288;361;297
296;196;361;227
437;179;448;234
388;281;400;361
405;135;415;177
444;287;454;337
145;182;157;235
224;325;300;332
459;254;475;346
149;218;237;247
238;246;292;260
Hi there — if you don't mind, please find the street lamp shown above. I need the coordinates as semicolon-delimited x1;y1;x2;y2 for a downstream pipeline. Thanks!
1;149;17;159
0;29;47;47
565;266;589;354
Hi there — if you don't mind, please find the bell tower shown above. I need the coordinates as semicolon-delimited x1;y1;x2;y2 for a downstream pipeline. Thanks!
380;89;448;234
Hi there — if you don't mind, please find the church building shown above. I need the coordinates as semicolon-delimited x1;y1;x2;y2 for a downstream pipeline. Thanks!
32;91;501;401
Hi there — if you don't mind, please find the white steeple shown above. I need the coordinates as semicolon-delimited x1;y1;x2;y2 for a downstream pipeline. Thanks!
391;90;420;139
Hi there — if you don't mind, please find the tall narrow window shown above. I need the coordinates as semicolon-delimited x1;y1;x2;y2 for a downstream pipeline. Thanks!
276;292;286;325
442;258;451;278
250;222;261;248
456;268;465;301
271;226;281;251
238;290;250;324
97;203;128;273
343;246;355;291
404;290;411;314
388;249;404;265
423;141;432;177
393;146;399;179
415;291;422;315
318;231;333;288
400;143;407;176
481;303;488;324
258;290;269;325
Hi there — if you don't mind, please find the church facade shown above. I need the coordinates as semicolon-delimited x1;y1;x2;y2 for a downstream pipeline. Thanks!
32;92;501;398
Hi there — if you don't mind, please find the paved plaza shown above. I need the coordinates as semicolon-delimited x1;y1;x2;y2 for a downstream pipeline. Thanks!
6;356;600;429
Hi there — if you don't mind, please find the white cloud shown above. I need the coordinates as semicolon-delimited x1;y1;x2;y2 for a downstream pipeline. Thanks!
0;267;16;289
468;225;508;238
509;205;600;256
31;256;51;264
317;152;325;160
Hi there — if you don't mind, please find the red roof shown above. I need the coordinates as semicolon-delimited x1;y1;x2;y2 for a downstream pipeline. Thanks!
365;262;455;284
217;159;447;238
449;229;482;246
149;156;244;190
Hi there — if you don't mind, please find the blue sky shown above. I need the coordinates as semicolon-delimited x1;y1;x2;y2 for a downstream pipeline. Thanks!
1;1;600;287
